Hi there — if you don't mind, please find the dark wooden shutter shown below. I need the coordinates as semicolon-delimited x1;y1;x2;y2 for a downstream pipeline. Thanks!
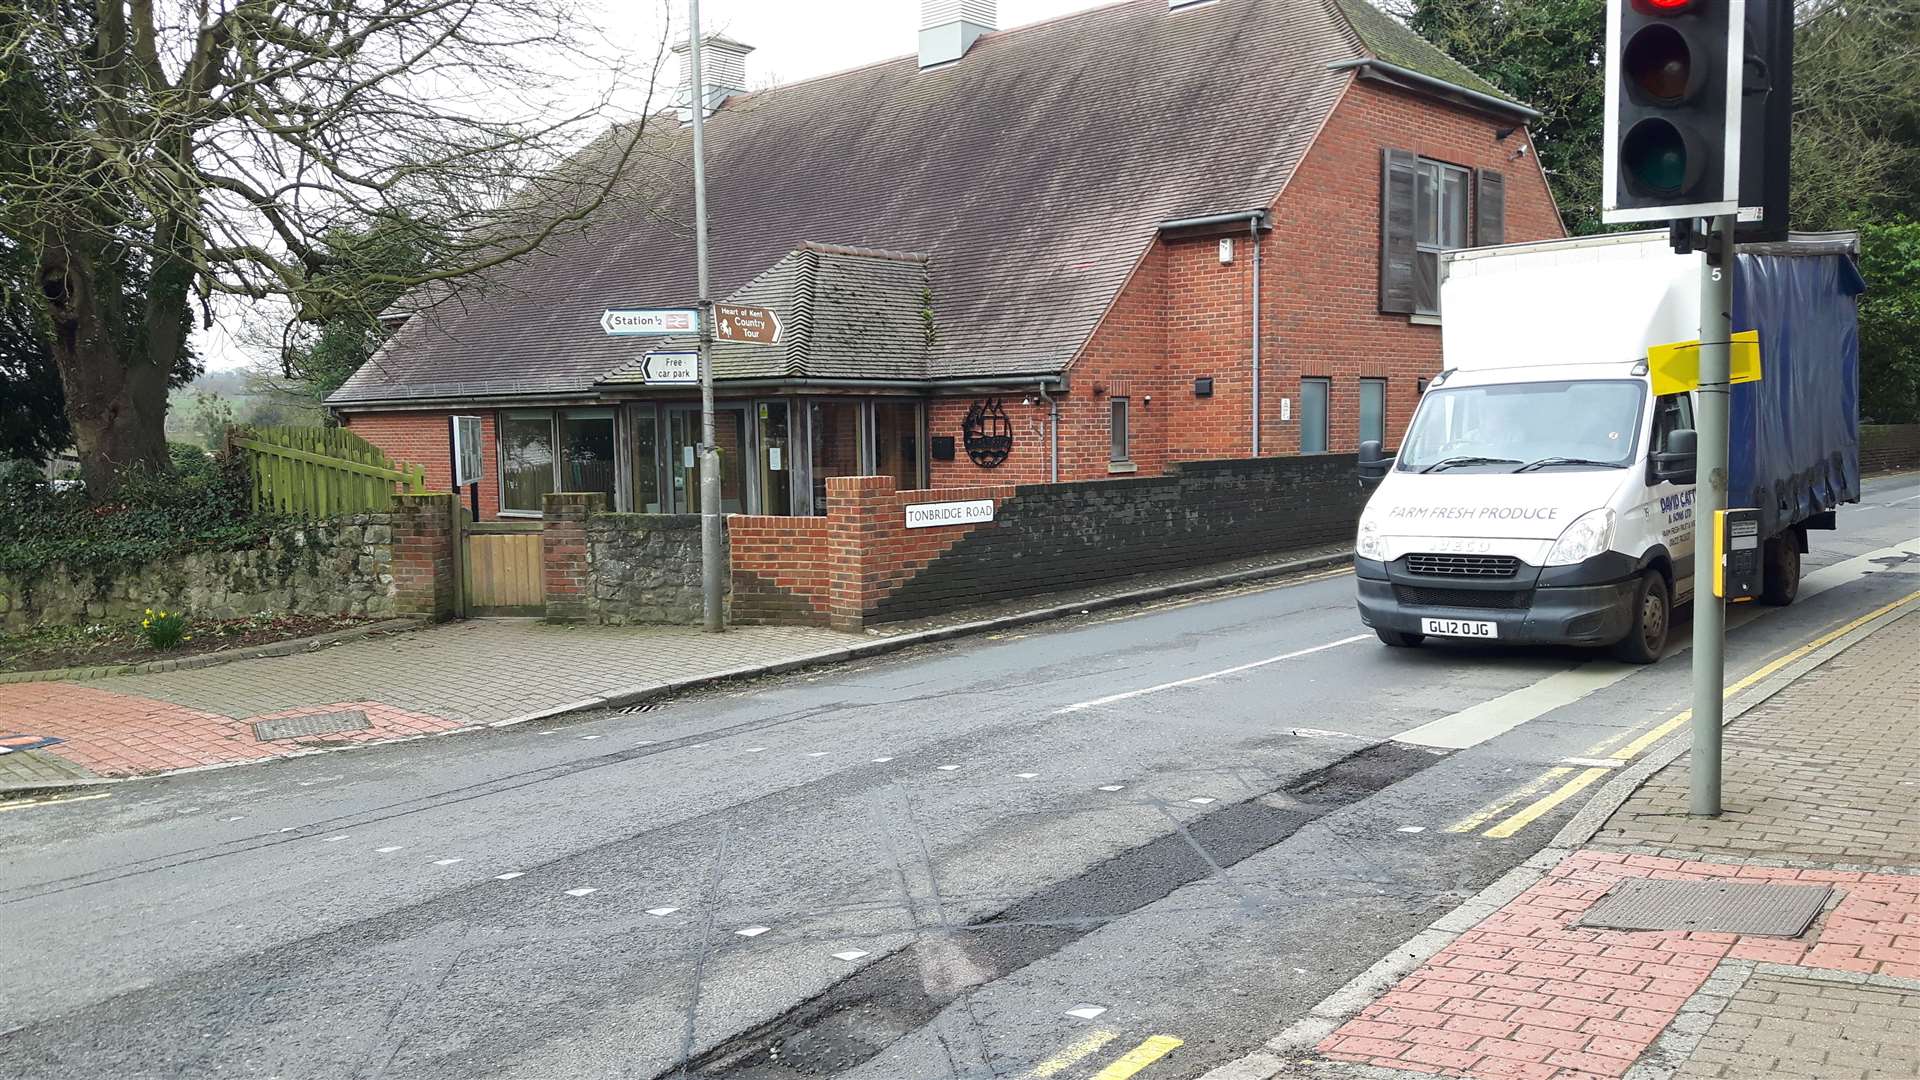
1475;168;1506;247
1380;148;1419;314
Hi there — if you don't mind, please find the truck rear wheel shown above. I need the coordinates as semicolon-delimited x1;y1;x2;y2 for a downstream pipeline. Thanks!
1610;571;1670;665
1760;532;1801;606
1377;629;1425;648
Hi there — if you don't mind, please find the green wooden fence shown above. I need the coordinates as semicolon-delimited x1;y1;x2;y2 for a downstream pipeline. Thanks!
231;426;428;517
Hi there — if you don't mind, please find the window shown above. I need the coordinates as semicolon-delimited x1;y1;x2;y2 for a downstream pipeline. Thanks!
1299;379;1330;454
873;401;925;491
1360;379;1387;447
808;400;864;515
1381;151;1505;317
1109;397;1130;462
501;412;556;514
629;406;661;513
560;410;617;508
1397;380;1647;473
1652;393;1695;454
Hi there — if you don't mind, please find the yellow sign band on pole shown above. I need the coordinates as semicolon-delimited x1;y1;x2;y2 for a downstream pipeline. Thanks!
1648;330;1762;396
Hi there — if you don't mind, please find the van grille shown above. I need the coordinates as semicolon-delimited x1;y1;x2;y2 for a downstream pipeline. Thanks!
1406;553;1521;578
1395;586;1532;610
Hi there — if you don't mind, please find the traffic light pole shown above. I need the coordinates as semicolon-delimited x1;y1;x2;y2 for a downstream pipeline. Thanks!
1689;213;1735;816
689;0;724;634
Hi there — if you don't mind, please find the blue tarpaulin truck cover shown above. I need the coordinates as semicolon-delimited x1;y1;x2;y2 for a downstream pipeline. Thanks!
1731;242;1867;539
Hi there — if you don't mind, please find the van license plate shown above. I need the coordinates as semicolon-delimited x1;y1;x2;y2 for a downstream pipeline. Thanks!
1421;618;1499;639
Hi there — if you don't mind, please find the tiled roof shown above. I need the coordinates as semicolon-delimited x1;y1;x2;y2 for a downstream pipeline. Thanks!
1329;0;1514;100
330;0;1509;406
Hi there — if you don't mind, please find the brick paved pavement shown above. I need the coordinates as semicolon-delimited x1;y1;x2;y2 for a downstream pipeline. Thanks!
1298;608;1920;1080
1673;972;1920;1080
1590;613;1920;867
0;620;848;780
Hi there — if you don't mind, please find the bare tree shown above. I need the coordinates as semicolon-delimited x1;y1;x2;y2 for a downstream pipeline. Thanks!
0;0;670;499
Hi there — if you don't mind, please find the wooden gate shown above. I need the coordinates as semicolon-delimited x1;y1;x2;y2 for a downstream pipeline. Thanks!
460;513;544;617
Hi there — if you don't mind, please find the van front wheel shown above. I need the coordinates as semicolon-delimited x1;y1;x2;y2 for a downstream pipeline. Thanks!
1610;571;1670;665
1377;628;1425;648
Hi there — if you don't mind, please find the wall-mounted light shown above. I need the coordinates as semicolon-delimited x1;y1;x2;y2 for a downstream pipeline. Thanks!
1193;377;1213;397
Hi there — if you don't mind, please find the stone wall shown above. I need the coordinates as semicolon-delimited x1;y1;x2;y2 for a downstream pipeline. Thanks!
0;516;398;632
543;493;719;625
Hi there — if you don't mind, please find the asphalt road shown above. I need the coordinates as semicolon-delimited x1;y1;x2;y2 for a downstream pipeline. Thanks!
2;474;1915;1080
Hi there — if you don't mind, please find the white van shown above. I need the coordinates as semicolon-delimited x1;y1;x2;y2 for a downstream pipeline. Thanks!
1353;231;1862;663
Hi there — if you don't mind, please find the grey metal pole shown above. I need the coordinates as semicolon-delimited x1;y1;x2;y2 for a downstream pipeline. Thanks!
1250;217;1262;456
1689;214;1735;816
689;0;723;633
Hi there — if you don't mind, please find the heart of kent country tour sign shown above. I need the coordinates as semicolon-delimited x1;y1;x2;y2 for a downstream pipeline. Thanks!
713;303;782;346
602;308;699;336
642;352;699;386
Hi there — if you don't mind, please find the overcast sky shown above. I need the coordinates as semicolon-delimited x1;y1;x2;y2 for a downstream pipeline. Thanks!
202;0;1104;373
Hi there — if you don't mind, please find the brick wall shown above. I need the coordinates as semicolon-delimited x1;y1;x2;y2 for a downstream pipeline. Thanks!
825;476;1018;631
731;515;832;625
541;493;598;622
1861;425;1920;474
342;410;500;519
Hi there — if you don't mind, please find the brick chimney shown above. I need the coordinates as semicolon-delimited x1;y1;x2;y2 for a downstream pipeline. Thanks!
920;0;996;69
674;33;754;116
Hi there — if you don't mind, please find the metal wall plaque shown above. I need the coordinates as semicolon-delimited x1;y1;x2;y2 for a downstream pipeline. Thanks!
962;398;1013;469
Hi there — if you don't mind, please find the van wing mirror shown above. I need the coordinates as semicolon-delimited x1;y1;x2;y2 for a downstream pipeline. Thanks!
1651;428;1697;484
1357;439;1395;485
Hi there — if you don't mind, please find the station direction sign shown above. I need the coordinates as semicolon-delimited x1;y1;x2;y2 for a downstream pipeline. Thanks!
602;308;699;336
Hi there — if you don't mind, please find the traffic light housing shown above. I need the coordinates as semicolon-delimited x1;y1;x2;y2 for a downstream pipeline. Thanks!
1735;0;1793;242
1603;0;1744;224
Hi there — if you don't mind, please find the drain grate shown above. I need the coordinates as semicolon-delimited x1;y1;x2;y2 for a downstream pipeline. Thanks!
1576;879;1831;937
251;709;372;742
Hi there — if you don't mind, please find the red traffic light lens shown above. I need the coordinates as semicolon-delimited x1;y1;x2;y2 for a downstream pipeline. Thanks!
1623;24;1697;104
1622;117;1695;196
1632;0;1696;13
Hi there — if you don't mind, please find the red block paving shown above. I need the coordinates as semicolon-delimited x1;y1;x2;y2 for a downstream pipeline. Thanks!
0;681;464;777
1316;850;1920;1080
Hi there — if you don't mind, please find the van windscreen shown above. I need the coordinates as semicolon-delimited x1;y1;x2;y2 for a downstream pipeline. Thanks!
1397;380;1647;474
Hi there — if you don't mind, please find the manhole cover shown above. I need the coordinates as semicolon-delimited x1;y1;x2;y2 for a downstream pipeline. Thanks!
1576;879;1831;936
252;709;372;742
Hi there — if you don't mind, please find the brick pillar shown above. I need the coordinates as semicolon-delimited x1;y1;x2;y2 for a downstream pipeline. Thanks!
391;493;457;620
543;492;604;623
827;475;896;632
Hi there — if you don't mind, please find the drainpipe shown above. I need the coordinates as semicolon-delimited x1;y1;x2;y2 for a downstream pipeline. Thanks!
1251;214;1264;457
1035;382;1059;482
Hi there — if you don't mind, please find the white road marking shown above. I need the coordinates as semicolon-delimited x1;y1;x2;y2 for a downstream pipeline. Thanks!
870;757;894;763
1015;773;1039;779
645;907;679;916
322;835;349;842
1397;826;1426;833
1394;663;1638;750
433;858;463;866
565;887;597;897
832;950;870;961
807;752;829;758
1561;757;1626;768
1098;785;1125;792
936;765;961;771
279;827;297;833
495;872;525;880
1065;1004;1109;1020
375;846;403;853
745;747;767;753
580;735;603;741
1056;635;1370;713
735;926;770;938
222;816;244;822
1187;797;1216;806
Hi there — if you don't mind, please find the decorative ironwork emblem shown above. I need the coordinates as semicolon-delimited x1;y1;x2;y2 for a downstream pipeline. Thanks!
961;398;1014;469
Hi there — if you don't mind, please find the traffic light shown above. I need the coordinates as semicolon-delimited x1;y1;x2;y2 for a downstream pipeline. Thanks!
1603;0;1744;224
1735;0;1793;242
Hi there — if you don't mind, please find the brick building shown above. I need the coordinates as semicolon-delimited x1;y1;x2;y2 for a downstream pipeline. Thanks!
330;0;1564;519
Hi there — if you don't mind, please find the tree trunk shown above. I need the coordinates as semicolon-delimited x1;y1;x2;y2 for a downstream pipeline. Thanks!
39;235;171;502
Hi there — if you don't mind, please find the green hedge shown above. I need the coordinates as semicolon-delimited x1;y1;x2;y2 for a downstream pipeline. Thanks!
0;446;284;576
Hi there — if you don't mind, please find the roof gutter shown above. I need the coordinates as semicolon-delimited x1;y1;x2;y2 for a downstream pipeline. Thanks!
1159;209;1273;233
1328;58;1543;122
601;375;1068;393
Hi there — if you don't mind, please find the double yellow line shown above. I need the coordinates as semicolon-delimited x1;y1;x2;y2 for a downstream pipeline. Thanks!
1454;589;1920;839
0;791;111;813
1027;1032;1184;1079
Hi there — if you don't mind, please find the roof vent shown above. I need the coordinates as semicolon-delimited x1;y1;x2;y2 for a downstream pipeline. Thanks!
673;34;754;117
920;0;996;69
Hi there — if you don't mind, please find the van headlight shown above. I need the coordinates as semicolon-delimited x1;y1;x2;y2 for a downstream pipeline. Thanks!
1356;518;1387;561
1545;508;1616;566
